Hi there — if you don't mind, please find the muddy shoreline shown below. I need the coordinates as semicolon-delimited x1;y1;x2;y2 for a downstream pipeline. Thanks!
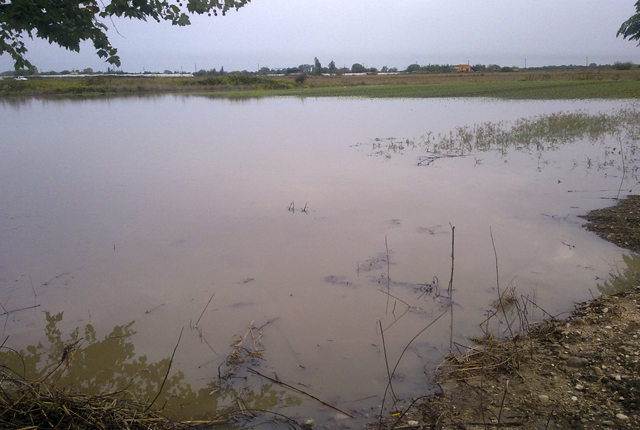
386;196;640;430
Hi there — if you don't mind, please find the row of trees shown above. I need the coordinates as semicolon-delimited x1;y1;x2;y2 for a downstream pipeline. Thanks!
192;60;639;78
4;60;639;78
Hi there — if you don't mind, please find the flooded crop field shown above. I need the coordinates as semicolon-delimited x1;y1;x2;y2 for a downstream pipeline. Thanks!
1;96;638;428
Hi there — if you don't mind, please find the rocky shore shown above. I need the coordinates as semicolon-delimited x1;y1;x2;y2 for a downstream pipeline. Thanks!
388;196;640;430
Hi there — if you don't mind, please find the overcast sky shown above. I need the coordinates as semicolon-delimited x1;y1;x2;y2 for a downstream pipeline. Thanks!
2;0;640;73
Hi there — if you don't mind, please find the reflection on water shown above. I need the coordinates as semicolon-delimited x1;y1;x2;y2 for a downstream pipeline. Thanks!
598;254;640;296
1;96;639;428
1;312;300;424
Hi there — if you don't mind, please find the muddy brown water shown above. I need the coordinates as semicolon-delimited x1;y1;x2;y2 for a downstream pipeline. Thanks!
0;96;637;427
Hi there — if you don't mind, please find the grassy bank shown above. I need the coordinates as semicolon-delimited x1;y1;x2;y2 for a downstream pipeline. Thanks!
205;80;640;100
3;69;640;99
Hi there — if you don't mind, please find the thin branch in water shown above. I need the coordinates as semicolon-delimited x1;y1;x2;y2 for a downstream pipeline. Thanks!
385;235;391;315
375;288;410;330
195;292;215;328
490;227;514;338
616;132;627;201
378;320;398;404
145;327;184;413
0;304;40;316
195;326;218;355
379;310;448;425
145;303;165;314
448;223;455;352
30;276;37;307
248;368;353;418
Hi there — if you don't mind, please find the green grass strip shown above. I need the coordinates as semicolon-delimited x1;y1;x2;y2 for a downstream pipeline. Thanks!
4;78;640;100
204;81;640;100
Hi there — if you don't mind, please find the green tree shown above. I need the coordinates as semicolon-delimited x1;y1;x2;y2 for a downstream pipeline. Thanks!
328;60;336;74
351;63;366;73
405;63;421;73
618;1;640;44
0;0;250;70
313;57;322;75
613;61;634;70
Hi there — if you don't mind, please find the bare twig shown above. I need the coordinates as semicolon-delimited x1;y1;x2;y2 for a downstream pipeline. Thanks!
247;368;353;418
385;235;391;315
490;227;514;338
194;292;215;328
448;224;455;352
379;310;448;424
378;320;398;403
145;327;184;413
0;304;40;316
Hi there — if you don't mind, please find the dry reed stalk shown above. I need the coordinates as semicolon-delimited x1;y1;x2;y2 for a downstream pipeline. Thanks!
0;367;177;429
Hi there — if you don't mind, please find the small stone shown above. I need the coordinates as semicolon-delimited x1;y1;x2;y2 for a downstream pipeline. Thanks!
301;418;315;429
603;420;615;426
616;413;629;421
571;396;578;402
567;357;589;368
575;384;584;390
614;374;622;381
407;420;419;426
539;394;550;404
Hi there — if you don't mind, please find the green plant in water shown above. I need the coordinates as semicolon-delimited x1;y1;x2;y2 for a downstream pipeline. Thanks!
358;104;640;178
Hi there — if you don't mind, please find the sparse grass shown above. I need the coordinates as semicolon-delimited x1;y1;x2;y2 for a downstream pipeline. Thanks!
201;80;640;100
357;104;640;175
4;69;640;99
0;75;294;97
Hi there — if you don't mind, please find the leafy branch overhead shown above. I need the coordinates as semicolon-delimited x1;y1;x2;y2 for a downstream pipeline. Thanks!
0;0;250;69
618;1;640;45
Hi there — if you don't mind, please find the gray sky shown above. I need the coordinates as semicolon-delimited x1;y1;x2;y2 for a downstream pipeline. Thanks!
2;0;640;72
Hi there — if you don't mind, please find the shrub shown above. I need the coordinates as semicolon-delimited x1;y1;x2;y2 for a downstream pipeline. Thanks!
613;61;634;70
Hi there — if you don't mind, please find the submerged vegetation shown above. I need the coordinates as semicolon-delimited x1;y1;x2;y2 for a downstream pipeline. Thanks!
357;103;640;183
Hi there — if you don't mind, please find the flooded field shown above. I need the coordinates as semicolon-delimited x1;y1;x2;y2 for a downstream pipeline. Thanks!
0;96;638;428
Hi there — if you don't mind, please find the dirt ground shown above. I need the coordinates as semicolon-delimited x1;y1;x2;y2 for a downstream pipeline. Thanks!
386;196;640;430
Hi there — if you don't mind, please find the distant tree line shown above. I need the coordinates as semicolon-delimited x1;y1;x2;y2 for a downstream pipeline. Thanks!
2;60;638;78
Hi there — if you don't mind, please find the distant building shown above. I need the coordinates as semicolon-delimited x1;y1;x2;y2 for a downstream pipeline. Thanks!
452;64;472;72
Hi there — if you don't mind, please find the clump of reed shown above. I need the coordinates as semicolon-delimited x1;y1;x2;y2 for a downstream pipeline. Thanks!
0;366;178;429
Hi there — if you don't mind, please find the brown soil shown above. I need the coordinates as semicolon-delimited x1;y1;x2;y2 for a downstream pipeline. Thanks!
581;195;640;255
387;196;640;430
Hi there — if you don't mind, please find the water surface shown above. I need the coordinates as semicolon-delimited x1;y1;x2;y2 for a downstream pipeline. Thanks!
0;96;636;427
